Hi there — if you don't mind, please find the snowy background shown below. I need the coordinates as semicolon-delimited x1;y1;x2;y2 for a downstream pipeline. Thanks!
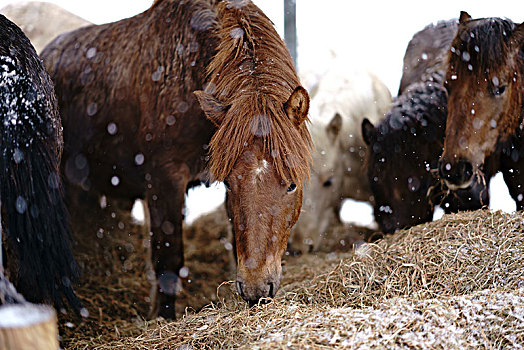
1;0;523;225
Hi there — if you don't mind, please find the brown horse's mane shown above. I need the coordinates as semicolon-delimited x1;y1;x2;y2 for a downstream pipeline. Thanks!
448;17;517;79
204;0;312;183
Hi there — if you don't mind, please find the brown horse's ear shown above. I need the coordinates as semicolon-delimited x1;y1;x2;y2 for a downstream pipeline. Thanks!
285;86;309;126
194;90;227;127
361;118;376;145
459;11;472;25
326;113;343;141
512;22;524;48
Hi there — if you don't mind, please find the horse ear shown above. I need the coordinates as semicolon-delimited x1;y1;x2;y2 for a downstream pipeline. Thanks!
512;22;524;49
285;86;309;126
326;113;343;141
459;11;472;25
194;90;227;127
361;118;376;145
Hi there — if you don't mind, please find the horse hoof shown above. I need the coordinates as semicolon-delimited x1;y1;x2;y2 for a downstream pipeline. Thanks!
158;303;176;320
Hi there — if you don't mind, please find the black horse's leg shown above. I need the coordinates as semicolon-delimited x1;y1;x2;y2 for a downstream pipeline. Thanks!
147;163;189;319
500;148;524;211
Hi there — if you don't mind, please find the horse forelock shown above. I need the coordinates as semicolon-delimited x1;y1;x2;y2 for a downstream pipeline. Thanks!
448;17;516;80
446;16;524;138
205;0;312;183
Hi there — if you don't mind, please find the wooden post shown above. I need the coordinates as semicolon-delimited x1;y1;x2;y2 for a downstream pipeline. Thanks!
0;304;58;350
0;272;59;350
284;0;297;69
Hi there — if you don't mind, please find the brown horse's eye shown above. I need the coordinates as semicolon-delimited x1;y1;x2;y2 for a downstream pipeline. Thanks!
323;177;333;187
493;85;506;96
223;180;231;191
287;182;297;193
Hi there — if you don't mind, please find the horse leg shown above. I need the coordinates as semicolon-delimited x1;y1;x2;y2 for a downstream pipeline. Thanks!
333;202;344;225
147;164;189;319
500;149;524;211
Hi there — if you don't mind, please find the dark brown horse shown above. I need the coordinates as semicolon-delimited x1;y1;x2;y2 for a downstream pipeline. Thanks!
398;19;458;95
41;0;311;318
439;12;524;209
362;76;493;233
362;19;493;233
0;14;81;312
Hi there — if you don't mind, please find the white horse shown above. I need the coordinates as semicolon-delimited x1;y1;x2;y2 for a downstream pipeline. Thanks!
289;63;391;253
1;1;90;53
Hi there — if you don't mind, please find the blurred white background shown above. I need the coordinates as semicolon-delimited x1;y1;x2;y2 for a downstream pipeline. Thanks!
1;0;522;225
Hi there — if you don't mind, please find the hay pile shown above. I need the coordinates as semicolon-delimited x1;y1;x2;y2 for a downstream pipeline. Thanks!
59;201;236;348
62;209;524;349
107;288;524;349
57;200;152;348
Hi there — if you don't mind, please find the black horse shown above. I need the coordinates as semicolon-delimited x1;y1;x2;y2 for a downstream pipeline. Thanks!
362;74;494;233
0;14;81;312
361;19;494;234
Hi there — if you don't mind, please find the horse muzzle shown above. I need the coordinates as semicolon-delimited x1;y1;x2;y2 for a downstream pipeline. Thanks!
235;273;281;306
438;158;475;190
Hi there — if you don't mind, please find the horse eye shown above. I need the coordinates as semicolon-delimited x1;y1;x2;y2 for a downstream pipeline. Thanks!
323;177;333;187
223;180;231;191
286;182;297;193
493;85;506;96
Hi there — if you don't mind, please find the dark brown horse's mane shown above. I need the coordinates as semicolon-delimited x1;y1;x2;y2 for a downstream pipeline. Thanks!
366;79;447;173
205;0;312;183
152;0;221;9
448;17;517;79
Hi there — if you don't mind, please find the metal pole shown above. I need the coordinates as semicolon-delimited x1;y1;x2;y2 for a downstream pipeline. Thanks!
284;0;297;70
0;203;3;272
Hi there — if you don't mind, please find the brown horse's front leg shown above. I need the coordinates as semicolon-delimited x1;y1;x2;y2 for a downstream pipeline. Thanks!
147;164;189;319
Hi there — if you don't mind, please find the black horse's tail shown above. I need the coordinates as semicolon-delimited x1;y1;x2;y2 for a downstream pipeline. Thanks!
0;55;82;312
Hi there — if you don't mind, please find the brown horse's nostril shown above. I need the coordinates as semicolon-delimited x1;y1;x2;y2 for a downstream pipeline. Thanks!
236;281;245;299
268;282;275;298
439;159;474;188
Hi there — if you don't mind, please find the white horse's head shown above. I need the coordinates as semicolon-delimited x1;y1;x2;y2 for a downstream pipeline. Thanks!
289;66;391;253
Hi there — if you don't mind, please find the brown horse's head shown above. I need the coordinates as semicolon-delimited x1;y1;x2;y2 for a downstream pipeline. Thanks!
439;11;524;190
195;1;312;305
196;87;310;305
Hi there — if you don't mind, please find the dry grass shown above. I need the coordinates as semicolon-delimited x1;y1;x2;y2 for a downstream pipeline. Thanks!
60;208;524;349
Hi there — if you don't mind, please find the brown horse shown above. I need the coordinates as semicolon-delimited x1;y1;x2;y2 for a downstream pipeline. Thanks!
439;12;524;209
41;0;311;318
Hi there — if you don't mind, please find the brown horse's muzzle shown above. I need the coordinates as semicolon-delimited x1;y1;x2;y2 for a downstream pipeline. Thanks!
235;264;282;306
438;158;474;190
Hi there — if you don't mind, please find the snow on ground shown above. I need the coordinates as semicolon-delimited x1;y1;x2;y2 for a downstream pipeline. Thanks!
181;171;515;227
184;183;226;224
0;304;55;327
489;172;516;212
251;288;524;349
